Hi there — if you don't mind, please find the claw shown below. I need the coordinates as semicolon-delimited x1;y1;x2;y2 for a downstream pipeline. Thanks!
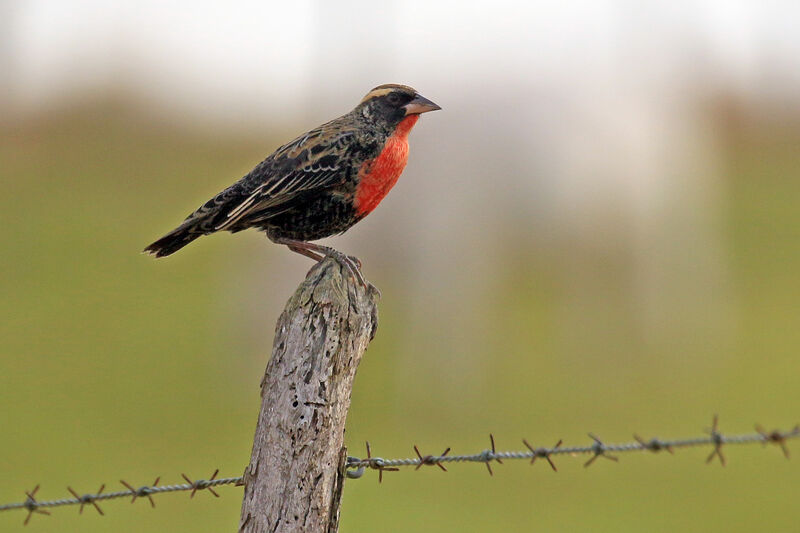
330;251;366;287
346;254;363;270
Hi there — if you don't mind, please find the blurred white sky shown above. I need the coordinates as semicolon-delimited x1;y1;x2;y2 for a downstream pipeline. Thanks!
5;0;800;123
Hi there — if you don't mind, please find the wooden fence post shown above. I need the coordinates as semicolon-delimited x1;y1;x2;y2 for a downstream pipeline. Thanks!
239;257;379;533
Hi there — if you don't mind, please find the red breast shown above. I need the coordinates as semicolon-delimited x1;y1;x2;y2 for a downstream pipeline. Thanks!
354;115;419;217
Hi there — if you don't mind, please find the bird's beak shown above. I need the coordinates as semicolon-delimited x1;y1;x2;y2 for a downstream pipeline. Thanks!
403;94;441;115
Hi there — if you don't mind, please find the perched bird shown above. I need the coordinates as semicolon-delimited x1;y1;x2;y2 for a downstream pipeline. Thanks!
144;83;440;282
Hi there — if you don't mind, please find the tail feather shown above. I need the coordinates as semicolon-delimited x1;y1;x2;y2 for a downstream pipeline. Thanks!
143;223;203;258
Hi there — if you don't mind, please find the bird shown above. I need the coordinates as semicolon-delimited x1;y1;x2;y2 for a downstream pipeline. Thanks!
144;83;440;283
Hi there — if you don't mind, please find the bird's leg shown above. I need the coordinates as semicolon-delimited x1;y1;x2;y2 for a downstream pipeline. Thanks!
286;244;325;262
272;237;366;286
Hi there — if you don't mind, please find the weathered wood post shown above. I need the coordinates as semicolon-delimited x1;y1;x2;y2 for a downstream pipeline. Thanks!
239;257;379;533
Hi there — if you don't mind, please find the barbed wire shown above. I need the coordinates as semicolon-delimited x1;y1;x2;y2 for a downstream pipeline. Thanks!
344;417;799;479
0;470;243;525
1;417;797;524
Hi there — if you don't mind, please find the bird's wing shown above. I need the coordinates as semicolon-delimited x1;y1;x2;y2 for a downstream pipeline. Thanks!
215;119;358;231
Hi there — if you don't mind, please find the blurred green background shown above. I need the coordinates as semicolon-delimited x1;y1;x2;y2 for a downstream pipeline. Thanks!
2;2;800;532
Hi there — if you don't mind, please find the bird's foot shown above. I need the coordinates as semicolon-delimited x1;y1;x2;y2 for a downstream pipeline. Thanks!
338;254;379;298
277;237;372;292
326;250;366;288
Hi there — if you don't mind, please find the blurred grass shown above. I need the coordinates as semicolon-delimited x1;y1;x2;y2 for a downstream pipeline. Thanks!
1;101;799;532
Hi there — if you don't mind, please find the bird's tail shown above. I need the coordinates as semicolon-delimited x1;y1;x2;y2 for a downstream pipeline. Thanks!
143;222;204;258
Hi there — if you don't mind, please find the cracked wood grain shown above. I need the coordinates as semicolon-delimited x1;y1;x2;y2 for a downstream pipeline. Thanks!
239;257;379;533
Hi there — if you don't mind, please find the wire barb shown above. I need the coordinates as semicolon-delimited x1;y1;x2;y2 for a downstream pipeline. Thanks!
22;485;50;526
523;438;562;471
120;477;160;507
181;470;221;498
584;434;619;468
367;441;399;483
66;485;105;516
705;415;726;466
413;444;451;472
755;424;799;459
480;434;503;476
634;434;674;454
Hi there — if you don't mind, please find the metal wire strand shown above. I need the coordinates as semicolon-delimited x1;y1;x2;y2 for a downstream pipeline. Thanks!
344;418;799;478
1;417;798;522
0;474;243;524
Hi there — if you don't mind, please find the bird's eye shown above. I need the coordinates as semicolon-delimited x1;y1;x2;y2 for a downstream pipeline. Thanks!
387;93;401;105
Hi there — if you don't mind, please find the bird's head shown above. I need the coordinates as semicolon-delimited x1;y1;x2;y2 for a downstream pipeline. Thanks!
356;84;441;127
